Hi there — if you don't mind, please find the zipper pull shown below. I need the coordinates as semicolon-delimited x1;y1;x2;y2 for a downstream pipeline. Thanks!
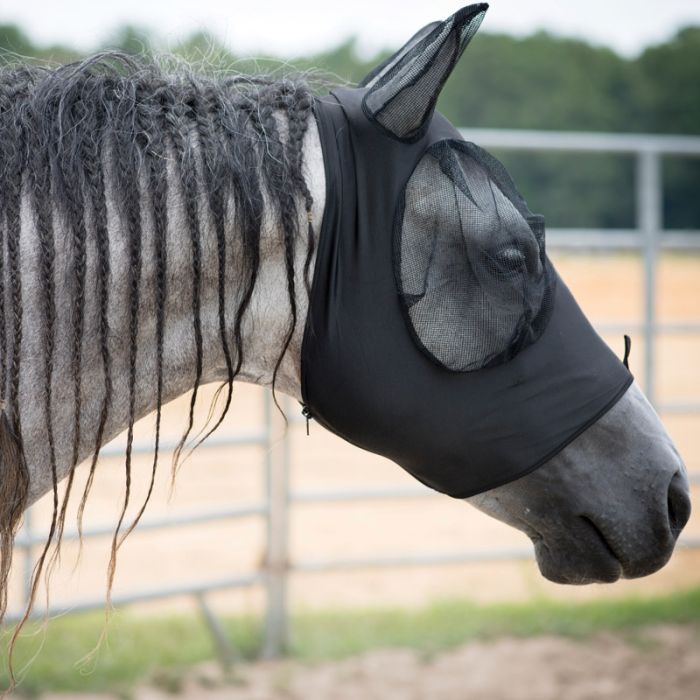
301;404;313;436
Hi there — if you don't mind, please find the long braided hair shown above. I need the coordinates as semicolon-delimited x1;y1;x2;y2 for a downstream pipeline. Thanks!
0;53;316;679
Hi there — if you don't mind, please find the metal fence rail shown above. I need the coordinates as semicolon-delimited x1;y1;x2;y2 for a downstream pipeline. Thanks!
460;128;700;412
8;128;700;660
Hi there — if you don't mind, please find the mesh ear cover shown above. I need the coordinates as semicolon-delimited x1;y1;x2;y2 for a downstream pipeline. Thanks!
395;140;554;372
363;4;487;141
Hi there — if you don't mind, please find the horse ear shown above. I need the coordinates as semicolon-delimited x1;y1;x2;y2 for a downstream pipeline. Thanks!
362;3;488;141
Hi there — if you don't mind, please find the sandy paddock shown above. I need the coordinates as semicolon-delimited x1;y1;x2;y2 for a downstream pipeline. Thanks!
7;253;700;619
41;624;700;699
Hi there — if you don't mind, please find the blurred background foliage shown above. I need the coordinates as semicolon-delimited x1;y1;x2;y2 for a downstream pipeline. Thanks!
0;22;698;229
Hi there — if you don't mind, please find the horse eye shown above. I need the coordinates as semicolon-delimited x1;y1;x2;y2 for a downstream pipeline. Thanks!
497;247;526;268
485;245;527;276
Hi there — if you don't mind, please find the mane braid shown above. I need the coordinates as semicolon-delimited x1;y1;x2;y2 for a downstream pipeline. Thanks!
0;69;32;659
11;74;70;668
50;67;93;568
257;83;302;415
224;86;264;405
168;82;205;479
25;97;60;601
285;86;316;296
0;53;317;686
1;71;33;682
77;84;112;540
120;83;170;543
6;94;25;454
105;73;144;602
184;84;236;452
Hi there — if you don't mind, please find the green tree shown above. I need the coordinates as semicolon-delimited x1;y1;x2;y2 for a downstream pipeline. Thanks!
637;27;700;228
0;24;34;57
1;20;698;229
100;25;154;57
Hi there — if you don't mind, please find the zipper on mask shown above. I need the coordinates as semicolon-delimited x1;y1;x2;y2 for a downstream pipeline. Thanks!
301;404;313;435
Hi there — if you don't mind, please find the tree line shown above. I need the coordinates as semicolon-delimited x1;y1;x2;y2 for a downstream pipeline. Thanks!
1;22;698;229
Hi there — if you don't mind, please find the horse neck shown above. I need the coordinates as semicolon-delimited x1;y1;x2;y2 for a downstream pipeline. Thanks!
17;103;325;506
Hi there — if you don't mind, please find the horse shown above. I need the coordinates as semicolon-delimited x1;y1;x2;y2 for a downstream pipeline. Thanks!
0;2;690;678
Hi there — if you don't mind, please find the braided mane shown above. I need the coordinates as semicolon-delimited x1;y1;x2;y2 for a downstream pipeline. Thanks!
0;52;316;670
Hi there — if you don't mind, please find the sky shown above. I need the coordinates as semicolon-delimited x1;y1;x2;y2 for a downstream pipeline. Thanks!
2;0;700;58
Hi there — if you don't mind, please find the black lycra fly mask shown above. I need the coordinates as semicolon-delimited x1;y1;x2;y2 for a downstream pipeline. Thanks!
301;3;632;498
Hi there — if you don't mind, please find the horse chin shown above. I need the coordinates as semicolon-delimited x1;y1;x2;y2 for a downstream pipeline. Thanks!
532;536;623;585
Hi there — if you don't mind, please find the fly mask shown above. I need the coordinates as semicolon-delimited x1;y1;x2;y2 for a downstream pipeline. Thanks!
301;4;633;498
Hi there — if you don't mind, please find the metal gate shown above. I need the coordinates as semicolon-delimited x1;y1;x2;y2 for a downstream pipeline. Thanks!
9;128;700;659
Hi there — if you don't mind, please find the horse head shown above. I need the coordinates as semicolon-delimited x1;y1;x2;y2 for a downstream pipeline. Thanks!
301;3;691;584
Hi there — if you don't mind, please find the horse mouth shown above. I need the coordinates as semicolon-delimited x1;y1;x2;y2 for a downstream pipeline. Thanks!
532;518;624;585
579;515;623;567
532;507;684;585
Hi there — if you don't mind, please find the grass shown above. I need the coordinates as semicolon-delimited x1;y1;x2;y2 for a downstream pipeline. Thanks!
3;586;700;696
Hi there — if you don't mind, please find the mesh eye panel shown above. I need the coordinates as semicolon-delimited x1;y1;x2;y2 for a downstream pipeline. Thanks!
394;140;555;372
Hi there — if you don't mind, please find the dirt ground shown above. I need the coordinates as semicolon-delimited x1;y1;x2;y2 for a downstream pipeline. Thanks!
8;253;700;615
42;624;700;700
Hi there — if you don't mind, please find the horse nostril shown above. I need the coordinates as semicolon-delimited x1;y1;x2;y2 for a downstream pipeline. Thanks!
667;471;692;539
